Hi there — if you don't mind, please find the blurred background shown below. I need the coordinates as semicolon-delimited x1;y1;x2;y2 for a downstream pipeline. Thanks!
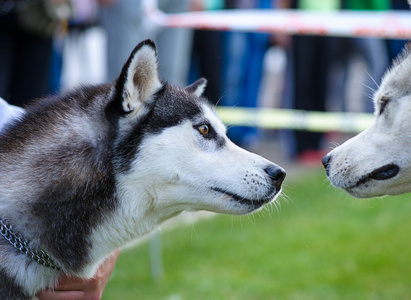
0;0;410;298
1;0;409;167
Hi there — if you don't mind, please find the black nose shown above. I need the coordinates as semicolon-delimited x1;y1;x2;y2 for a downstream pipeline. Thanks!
265;165;286;190
322;154;331;168
322;155;332;176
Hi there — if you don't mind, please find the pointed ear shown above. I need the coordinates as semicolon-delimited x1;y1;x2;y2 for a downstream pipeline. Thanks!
118;40;162;113
186;78;207;97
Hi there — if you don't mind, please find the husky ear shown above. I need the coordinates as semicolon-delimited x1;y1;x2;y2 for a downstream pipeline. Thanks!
186;78;207;97
118;40;162;113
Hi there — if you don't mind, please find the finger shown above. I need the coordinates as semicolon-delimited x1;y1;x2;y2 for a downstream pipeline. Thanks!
37;249;120;298
53;275;89;290
94;249;120;278
36;289;85;300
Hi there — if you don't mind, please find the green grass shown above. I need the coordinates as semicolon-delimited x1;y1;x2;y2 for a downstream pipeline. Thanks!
102;169;411;300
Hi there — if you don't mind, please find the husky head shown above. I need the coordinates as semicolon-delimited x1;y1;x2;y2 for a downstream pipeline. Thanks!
112;40;286;229
323;48;411;198
0;39;285;297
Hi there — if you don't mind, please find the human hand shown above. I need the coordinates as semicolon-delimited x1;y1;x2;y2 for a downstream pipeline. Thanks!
36;249;120;300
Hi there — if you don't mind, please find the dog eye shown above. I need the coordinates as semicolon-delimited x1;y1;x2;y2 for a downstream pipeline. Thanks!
197;124;210;136
379;96;390;115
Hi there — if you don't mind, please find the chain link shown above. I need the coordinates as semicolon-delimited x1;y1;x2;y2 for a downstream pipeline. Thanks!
0;219;62;270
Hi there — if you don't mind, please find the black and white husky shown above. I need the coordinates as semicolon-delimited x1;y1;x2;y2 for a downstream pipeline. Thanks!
323;48;411;198
0;40;285;299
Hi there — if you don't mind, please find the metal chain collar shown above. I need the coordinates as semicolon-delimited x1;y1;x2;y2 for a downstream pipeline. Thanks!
0;218;62;270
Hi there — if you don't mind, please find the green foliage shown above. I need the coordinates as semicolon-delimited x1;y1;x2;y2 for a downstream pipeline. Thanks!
103;169;411;300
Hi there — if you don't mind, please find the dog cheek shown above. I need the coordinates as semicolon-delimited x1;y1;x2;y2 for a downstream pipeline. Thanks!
384;165;411;195
168;173;180;183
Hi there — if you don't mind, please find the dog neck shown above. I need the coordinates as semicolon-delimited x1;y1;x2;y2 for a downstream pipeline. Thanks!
0;218;62;270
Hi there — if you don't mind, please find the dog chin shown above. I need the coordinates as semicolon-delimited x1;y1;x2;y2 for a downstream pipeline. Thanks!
345;187;383;198
330;163;402;198
334;175;389;198
212;187;280;214
343;180;406;199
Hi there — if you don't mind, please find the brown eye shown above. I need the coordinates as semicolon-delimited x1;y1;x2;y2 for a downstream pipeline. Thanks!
197;124;209;136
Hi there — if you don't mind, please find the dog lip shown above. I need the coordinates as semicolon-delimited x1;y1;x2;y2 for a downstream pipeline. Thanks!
211;187;276;207
351;163;400;189
369;164;400;180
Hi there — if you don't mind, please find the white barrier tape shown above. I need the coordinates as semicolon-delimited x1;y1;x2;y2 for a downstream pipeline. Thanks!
143;1;388;132
143;0;411;39
216;107;374;133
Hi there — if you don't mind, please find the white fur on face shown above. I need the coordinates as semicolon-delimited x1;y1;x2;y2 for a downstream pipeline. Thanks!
324;49;411;198
87;41;284;276
112;104;282;240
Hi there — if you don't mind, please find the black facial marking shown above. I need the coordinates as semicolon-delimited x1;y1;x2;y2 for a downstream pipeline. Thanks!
145;85;202;133
212;132;226;149
114;84;203;173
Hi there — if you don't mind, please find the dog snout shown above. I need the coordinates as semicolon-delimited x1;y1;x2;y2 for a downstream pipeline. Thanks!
264;165;286;190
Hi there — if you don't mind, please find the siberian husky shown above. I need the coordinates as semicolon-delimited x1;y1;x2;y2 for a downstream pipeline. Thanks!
323;47;411;198
0;40;285;299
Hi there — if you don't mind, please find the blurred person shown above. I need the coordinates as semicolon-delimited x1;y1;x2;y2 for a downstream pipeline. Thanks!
288;0;341;166
154;0;192;85
60;0;108;89
99;0;192;85
189;0;224;104
0;1;120;297
98;0;145;82
0;0;71;107
342;0;390;112
386;0;410;61
222;0;272;148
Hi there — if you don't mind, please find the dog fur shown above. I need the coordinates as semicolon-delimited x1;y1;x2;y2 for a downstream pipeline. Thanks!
0;40;285;299
323;47;411;198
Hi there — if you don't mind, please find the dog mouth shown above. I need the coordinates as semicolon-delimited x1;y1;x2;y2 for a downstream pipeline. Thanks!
352;163;400;188
211;187;278;209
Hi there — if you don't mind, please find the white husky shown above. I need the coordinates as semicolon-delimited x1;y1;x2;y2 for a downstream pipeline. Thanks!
0;40;285;299
323;47;411;198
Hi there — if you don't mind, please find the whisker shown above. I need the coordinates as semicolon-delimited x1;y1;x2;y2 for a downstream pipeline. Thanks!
329;141;341;150
364;69;380;89
190;222;198;245
214;92;226;106
247;213;256;225
279;190;292;204
361;82;376;94
363;90;375;101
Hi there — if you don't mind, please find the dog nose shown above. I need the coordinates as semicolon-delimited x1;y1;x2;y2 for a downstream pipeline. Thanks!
322;154;331;168
322;155;332;176
265;165;286;190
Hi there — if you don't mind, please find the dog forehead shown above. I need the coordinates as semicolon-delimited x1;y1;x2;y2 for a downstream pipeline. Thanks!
378;49;411;100
150;85;206;124
129;84;206;137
